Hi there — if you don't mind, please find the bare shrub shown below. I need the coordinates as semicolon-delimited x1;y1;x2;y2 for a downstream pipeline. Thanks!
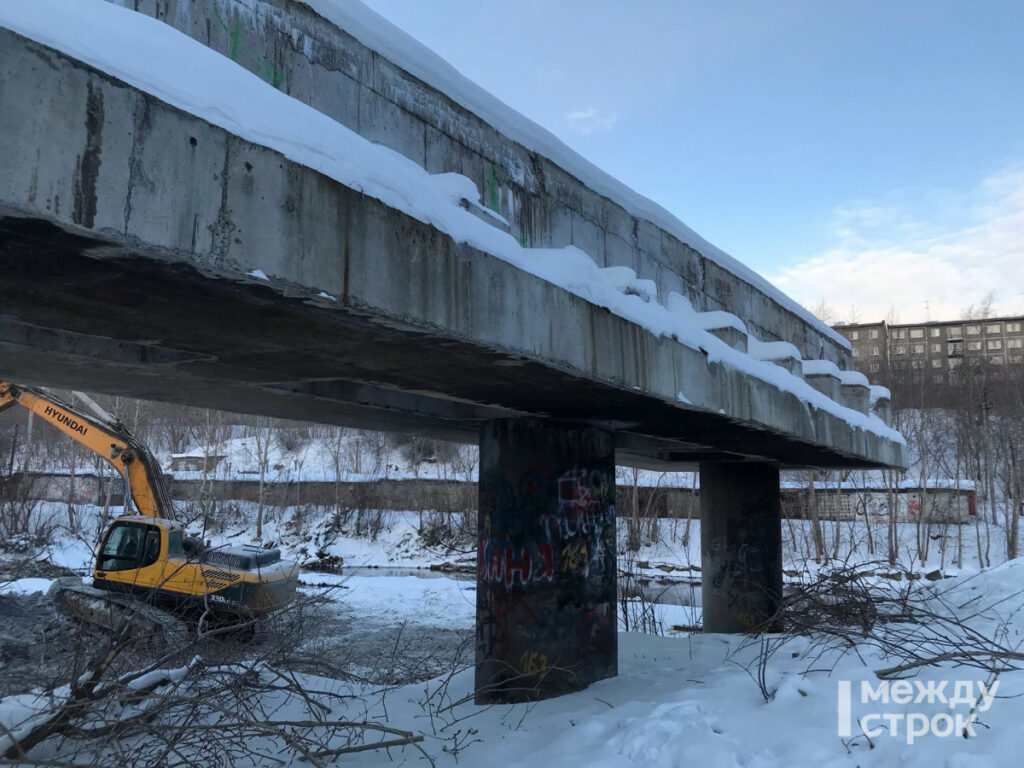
0;589;433;766
617;553;665;636
735;561;1024;714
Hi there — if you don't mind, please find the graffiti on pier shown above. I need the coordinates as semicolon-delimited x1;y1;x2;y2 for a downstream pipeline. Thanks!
706;499;782;626
476;441;618;699
477;587;555;663
478;535;554;589
519;650;549;682
541;468;611;542
478;466;614;590
577;609;614;654
560;540;590;576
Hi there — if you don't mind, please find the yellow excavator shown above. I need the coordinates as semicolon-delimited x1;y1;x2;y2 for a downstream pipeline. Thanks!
0;381;299;640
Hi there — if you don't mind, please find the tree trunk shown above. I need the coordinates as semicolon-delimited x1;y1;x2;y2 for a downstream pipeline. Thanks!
256;462;265;542
808;473;824;563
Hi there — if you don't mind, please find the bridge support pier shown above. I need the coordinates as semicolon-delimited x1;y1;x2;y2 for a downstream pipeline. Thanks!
475;418;617;703
700;462;783;633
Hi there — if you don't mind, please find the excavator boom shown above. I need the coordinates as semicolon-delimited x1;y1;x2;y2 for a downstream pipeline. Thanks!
0;382;173;520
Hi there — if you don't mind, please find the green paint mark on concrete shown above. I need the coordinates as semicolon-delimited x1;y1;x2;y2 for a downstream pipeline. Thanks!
211;4;284;88
486;165;500;213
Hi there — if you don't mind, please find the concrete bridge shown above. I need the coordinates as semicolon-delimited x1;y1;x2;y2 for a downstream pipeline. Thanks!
0;0;905;703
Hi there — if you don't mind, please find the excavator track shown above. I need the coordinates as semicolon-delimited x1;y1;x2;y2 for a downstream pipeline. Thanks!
49;577;190;651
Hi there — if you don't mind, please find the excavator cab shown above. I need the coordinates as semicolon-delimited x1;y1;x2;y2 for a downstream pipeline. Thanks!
96;521;162;573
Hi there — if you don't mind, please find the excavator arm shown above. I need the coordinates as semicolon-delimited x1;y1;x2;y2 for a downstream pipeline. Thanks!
0;381;174;520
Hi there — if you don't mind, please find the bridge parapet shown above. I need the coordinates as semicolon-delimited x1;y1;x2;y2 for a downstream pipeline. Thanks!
106;0;852;367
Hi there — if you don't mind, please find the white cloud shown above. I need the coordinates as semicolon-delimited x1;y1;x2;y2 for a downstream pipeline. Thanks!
769;164;1024;323
565;106;618;134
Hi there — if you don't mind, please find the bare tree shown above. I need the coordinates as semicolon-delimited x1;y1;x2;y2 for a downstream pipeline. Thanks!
961;290;998;321
807;299;839;325
246;417;277;542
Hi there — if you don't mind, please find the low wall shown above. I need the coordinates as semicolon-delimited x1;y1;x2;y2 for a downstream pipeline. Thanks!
2;471;975;523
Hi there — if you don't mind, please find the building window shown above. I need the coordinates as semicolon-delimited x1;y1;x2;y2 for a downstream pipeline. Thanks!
1011;355;1024;364
988;339;1003;350
933;374;944;384
931;359;942;368
931;343;942;353
968;340;982;351
871;346;880;356
850;330;859;340
910;329;924;339
894;344;907;355
869;329;879;339
967;325;980;335
1007;322;1022;333
1008;339;1023;349
913;343;925;354
911;360;921;369
894;329;907;339
870;362;880;372
990;355;1005;365
852;348;860;357
987;323;1002;334
947;326;963;339
930;328;941;338
949;359;961;369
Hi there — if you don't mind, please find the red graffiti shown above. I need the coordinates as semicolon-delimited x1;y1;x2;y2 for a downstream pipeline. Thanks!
478;535;555;589
480;590;551;661
488;547;503;582
505;546;531;588
578;610;612;653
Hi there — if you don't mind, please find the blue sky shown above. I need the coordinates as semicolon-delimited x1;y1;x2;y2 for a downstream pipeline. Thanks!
361;0;1024;323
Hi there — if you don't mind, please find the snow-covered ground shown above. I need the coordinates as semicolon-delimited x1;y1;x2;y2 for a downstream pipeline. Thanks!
335;578;1024;768
2;498;1024;765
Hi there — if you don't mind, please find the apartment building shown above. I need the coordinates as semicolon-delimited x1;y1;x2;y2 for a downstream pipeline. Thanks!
833;316;1024;388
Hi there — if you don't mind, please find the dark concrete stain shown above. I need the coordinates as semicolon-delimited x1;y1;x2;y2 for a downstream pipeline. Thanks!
123;96;153;233
26;45;61;72
207;142;237;261
342;226;351;301
27;149;39;206
72;82;103;229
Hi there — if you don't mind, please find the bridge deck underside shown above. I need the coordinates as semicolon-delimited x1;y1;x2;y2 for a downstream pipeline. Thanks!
2;216;880;470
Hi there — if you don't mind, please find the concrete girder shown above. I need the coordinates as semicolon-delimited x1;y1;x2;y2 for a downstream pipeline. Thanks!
0;29;905;472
